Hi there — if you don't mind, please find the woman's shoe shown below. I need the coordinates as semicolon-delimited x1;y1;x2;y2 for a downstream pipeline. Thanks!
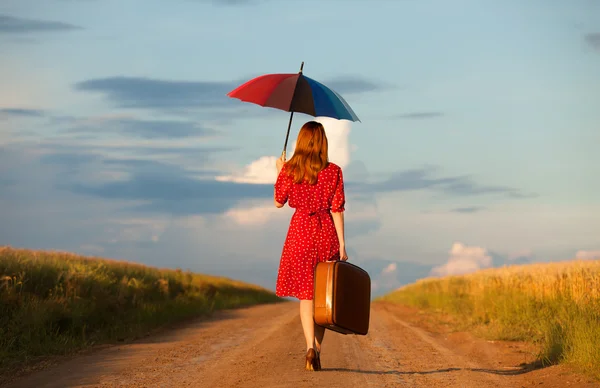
313;350;322;371
305;348;316;371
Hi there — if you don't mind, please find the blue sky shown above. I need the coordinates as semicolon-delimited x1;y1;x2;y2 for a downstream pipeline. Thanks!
1;0;599;296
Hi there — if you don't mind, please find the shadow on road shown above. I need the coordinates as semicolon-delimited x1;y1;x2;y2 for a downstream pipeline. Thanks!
323;363;544;377
467;360;547;376
322;367;460;375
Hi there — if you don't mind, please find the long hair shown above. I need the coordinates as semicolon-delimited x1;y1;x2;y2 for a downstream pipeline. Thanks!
285;121;329;185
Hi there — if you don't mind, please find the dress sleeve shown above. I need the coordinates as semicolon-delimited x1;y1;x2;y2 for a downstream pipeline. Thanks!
331;167;345;213
274;164;292;205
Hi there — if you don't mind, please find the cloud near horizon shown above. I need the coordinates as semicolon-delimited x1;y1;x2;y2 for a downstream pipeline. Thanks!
430;242;493;277
371;262;400;294
575;250;600;260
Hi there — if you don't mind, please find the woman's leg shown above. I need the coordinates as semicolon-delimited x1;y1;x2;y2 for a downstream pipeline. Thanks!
314;323;325;353
300;299;323;371
299;299;315;350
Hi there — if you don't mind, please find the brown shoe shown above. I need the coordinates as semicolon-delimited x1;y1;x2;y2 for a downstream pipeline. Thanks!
305;348;316;371
314;350;322;371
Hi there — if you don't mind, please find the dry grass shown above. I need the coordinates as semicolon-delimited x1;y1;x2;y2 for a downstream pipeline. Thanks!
0;246;282;375
379;259;600;380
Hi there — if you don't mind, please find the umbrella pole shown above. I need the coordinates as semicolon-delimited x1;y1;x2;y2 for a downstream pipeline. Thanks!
281;61;304;159
282;111;294;159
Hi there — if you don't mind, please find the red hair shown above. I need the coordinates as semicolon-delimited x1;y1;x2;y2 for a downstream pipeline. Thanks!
285;121;329;184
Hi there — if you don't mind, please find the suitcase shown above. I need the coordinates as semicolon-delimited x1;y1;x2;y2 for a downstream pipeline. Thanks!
313;260;371;335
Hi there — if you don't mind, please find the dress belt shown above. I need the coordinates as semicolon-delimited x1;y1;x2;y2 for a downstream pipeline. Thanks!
307;209;330;217
296;209;331;262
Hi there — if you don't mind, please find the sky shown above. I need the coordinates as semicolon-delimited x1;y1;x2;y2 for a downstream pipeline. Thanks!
1;0;599;297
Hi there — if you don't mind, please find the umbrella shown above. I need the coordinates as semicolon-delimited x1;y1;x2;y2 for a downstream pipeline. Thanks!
226;62;360;158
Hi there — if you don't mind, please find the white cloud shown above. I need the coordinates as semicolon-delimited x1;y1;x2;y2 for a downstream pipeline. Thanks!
575;250;600;260
430;242;492;277
215;155;278;184
382;262;397;274
316;117;351;169
216;117;353;185
223;202;292;226
371;262;400;293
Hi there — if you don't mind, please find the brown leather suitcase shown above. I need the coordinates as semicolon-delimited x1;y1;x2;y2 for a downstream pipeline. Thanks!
313;260;371;335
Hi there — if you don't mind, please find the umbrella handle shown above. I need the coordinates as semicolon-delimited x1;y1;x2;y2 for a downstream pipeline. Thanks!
282;110;294;160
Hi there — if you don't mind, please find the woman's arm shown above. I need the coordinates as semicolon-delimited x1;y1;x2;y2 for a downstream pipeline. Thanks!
274;154;287;208
331;211;348;260
276;154;285;175
330;166;347;260
274;191;284;208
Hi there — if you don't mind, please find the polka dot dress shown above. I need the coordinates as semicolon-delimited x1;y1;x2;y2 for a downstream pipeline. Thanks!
274;162;346;300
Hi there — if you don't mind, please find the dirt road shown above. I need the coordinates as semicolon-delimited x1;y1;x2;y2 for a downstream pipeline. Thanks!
4;301;598;388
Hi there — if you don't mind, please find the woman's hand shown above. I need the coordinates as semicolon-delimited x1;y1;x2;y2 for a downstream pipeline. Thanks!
339;245;348;261
331;211;346;261
276;153;286;173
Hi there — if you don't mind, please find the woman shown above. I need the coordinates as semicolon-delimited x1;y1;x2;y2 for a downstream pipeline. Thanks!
273;120;348;372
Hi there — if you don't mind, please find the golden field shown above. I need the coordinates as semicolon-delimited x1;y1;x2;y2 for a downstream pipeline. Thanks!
0;246;282;375
379;259;600;380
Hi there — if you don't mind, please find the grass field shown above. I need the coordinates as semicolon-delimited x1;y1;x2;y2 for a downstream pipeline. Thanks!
379;259;600;380
0;246;282;375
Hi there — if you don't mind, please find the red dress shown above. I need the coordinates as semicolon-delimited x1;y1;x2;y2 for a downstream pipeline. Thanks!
274;162;346;300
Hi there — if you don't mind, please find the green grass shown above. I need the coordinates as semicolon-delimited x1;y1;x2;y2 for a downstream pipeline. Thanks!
0;246;283;375
378;260;600;380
